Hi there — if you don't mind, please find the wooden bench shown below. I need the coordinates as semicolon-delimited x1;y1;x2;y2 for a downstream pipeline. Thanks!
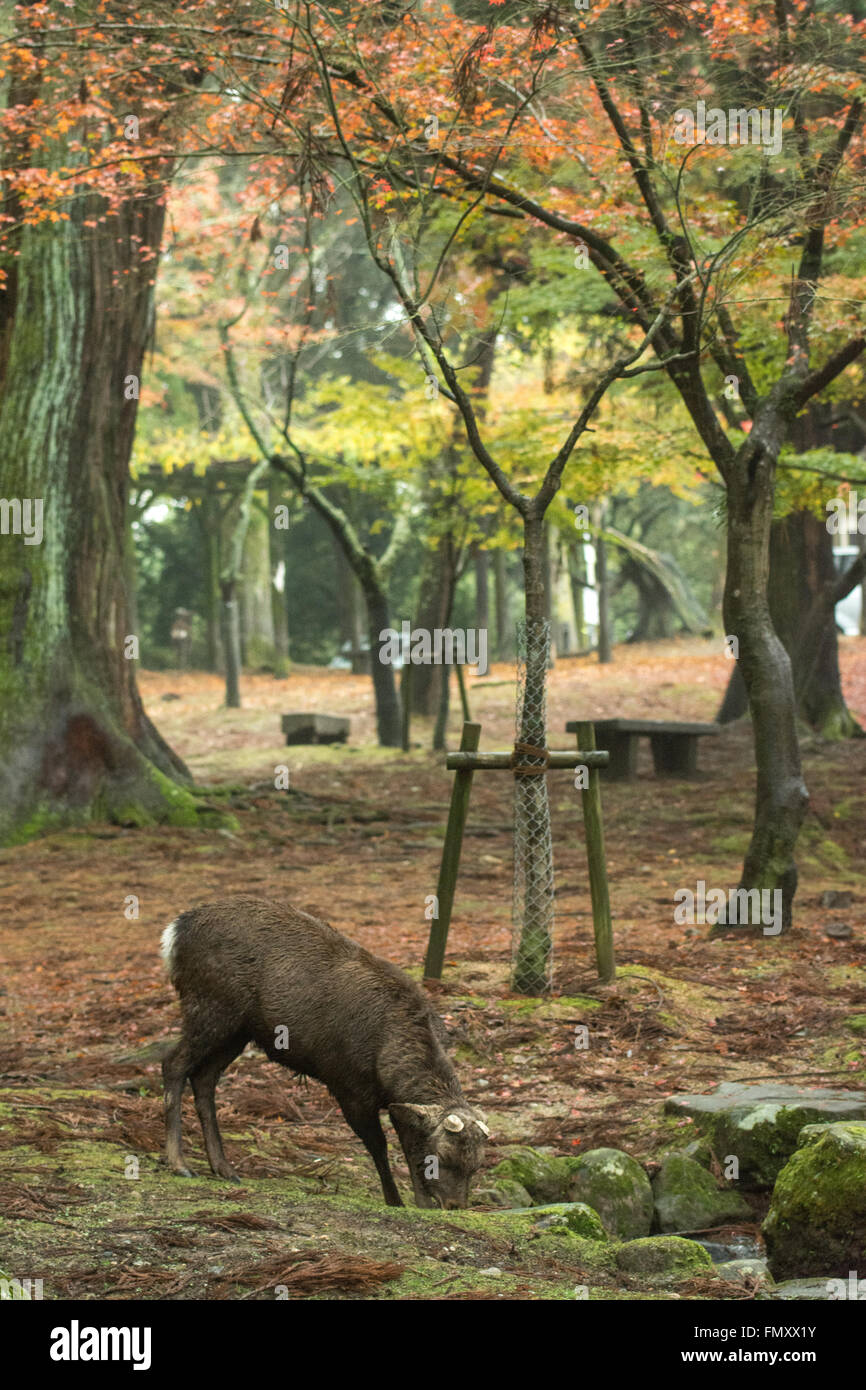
565;718;718;779
281;713;350;746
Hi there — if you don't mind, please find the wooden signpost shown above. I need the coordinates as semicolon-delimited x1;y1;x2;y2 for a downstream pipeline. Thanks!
423;720;615;986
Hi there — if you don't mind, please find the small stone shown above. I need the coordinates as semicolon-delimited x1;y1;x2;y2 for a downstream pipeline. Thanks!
824;922;853;939
820;890;852;908
479;1267;502;1277
715;1258;772;1286
530;1203;607;1241
473;1178;532;1209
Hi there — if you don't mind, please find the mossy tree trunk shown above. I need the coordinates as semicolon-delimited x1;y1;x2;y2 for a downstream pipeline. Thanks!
0;192;200;843
717;510;862;738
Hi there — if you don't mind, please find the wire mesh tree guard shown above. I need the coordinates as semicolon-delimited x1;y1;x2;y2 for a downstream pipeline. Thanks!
423;629;614;995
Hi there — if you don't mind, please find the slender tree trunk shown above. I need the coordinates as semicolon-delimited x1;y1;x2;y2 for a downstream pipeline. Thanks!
217;462;269;707
595;508;612;664
512;509;556;993
201;492;223;673
541;521;555;667
364;581;402;747
720;437;808;932
333;534;366;672
494;548;511;659
568;542;587;650
268;476;290;678
411;533;457;716
219;578;242;710
474;544;490;640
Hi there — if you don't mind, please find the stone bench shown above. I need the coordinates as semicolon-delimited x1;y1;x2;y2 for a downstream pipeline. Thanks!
281;713;350;746
565;718;718;779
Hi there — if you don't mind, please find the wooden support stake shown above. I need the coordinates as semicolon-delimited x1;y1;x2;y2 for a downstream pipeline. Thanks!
455;664;472;723
576;721;615;983
423;720;481;982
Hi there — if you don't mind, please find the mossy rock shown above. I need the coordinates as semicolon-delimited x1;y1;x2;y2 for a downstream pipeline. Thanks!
490;1147;579;1204
665;1083;866;1188
845;1014;866;1035
472;1178;532;1209
529;1203;607;1241
566;1148;653;1239
652;1153;751;1233
763;1121;866;1280
615;1236;712;1279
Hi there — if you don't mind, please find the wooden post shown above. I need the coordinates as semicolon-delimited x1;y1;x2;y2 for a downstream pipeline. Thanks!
455;663;472;722
576;721;615;982
401;662;413;752
423;721;482;982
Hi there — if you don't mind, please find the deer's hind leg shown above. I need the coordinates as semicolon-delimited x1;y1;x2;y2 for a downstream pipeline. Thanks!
190;1033;248;1182
162;1037;195;1177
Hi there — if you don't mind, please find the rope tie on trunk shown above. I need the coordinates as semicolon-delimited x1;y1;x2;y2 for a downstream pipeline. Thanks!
509;741;550;776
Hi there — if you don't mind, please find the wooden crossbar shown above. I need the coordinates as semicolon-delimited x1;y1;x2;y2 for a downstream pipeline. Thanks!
446;749;609;770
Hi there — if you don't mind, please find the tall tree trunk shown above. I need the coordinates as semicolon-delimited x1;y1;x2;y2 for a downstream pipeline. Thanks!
721;434;808;932
267;476;290;678
219;578;242;709
217;461;269;708
332;533;366;672
0;187;201;843
200;491;223;673
411;532;458;716
474;544;489;642
364;580;402;747
494;548;511;659
568;542;587;650
595;508;612;664
717;510;861;736
769;510;859;737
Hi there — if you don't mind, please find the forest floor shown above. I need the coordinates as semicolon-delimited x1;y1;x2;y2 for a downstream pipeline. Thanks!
1;637;865;1300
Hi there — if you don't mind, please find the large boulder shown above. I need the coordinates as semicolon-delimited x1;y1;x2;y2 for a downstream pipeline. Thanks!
665;1083;866;1188
566;1147;653;1239
761;1278;842;1301
763;1121;866;1280
652;1153;751;1232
